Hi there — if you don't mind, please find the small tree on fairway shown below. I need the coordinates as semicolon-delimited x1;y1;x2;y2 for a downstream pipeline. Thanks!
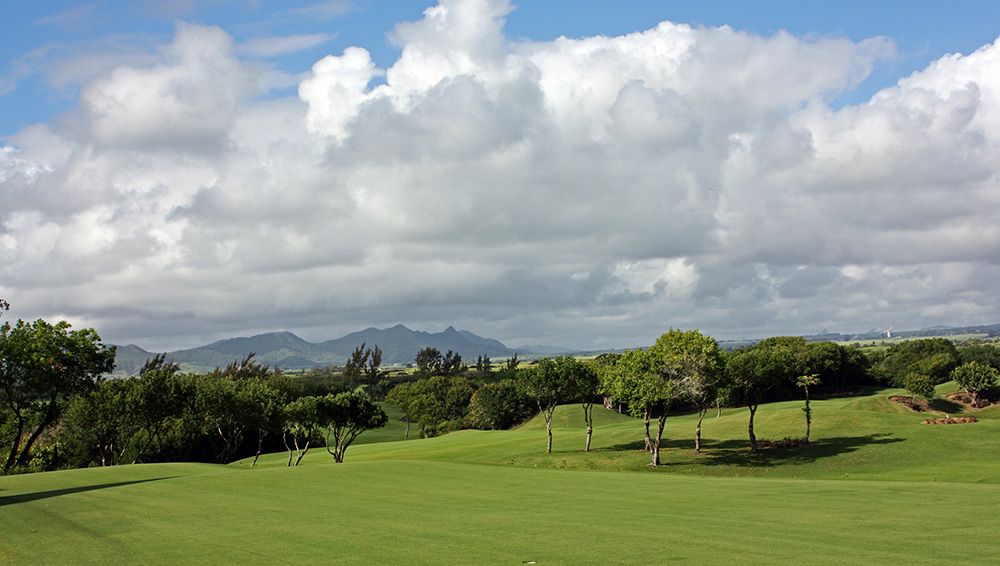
517;357;580;454
283;396;321;466
561;359;599;451
796;373;820;443
726;337;808;453
653;329;724;453
602;348;680;466
951;361;998;407
386;381;419;439
317;391;388;463
903;372;935;404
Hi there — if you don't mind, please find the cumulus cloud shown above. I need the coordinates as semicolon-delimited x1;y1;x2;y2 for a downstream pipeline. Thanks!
2;1;1000;351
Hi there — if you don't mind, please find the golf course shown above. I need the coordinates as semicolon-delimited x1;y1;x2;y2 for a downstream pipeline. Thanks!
3;383;999;565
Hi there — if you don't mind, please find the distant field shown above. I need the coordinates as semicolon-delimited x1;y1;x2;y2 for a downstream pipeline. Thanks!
846;333;992;348
3;385;1000;564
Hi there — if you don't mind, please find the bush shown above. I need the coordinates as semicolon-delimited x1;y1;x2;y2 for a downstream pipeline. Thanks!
468;379;534;430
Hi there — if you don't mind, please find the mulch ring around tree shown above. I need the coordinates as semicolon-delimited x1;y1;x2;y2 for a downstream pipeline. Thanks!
889;395;932;412
946;391;997;410
921;416;977;425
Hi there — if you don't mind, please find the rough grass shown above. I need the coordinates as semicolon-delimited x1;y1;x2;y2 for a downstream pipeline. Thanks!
3;386;1000;564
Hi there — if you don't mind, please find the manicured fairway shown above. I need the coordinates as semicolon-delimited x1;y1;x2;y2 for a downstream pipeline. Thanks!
2;386;1000;564
3;460;1000;565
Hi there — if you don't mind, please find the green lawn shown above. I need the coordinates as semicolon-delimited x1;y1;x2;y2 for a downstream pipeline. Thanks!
3;386;1000;564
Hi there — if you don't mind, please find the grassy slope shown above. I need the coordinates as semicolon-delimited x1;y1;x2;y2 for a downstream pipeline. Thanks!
3;387;1000;564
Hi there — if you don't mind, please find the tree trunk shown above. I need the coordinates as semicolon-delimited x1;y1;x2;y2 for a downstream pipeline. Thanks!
404;415;410;440
294;440;310;466
284;432;293;467
545;412;553;454
650;415;666;466
4;417;24;473
643;411;652;452
583;403;593;452
803;391;812;444
748;403;758;453
16;401;58;468
251;429;264;468
695;407;707;452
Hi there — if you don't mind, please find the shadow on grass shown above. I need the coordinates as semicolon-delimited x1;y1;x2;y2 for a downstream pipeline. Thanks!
929;398;964;414
597;434;904;469
0;476;177;507
697;433;904;468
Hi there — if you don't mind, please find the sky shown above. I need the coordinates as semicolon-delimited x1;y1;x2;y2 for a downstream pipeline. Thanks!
2;0;1000;351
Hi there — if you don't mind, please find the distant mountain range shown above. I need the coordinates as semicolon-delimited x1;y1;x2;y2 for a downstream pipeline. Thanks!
113;325;553;376
113;321;1000;376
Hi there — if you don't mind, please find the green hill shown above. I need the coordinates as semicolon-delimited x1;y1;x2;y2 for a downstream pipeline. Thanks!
3;387;1000;564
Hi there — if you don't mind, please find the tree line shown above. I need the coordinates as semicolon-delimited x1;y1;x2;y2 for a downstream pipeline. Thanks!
3;297;998;473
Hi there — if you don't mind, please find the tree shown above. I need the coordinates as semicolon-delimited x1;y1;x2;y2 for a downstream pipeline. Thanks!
516;357;584;454
796;374;820;443
951;361;998;407
875;338;959;386
475;355;492;375
1;319;116;473
605;348;678;466
343;344;369;386
505;354;519;371
386;381;420;440
364;345;385;399
415;347;443;376
902;372;935;404
61;379;135;467
540;357;601;451
468;379;533;429
127;354;187;464
441;350;463;376
726;336;807;453
317;391;388;463
652;330;725;453
198;355;283;465
958;343;1000;372
282;396;321;466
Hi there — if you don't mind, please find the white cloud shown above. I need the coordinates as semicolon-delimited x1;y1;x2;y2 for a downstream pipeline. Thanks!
238;33;335;58
2;3;1000;350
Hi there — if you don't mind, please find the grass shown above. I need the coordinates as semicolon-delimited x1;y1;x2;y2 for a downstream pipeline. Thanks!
3;386;1000;564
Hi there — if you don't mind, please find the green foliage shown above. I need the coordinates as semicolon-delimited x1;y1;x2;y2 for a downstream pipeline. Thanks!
0;318;115;473
958;343;1000;371
415;346;464;376
902;372;935;401
386;376;477;437
804;341;870;391
468;379;534;430
518;357;593;411
951;361;998;405
282;396;322;466
875;338;960;386
316;391;388;463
